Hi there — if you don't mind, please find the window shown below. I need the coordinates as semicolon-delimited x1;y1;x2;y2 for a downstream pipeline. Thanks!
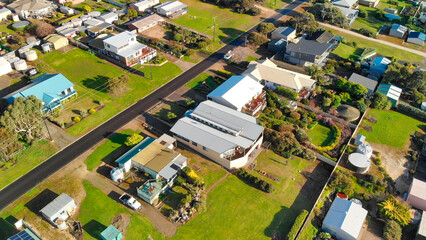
192;141;197;147
203;146;208;152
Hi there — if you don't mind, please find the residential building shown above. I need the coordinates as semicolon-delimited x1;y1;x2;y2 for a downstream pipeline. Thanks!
129;0;160;14
207;75;265;116
268;38;287;52
376;83;402;107
271;27;296;41
332;0;358;8
322;197;368;240
3;73;77;113
83;18;104;27
103;31;157;66
369;57;391;77
407;31;425;46
97;12;119;24
54;0;86;5
7;0;54;19
40;193;77;230
285;39;332;66
336;6;359;25
59;6;74;15
348;73;378;92
7;229;40;240
0;57;13;77
0;8;12;21
154;1;187;18
417;211;426;240
359;0;379;7
100;225;122;240
57;27;78;38
170;100;264;169
86;22;113;38
389;24;408;38
407;178;426;211
307;30;335;44
126;14;165;33
243;58;316;98
44;34;69;50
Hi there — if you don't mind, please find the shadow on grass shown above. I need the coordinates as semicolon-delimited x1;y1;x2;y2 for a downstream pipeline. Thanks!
83;219;107;239
82;75;109;93
25;189;59;217
0;216;19;238
218;28;244;43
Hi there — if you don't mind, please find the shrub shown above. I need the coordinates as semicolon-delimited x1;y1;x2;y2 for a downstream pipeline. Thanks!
247;32;269;46
175;176;186;186
307;121;318;129
124;133;144;147
274;86;298;100
287;210;309;240
179;194;193;207
237;169;274;193
88;108;96;114
79;109;87;116
359;8;368;17
372;92;392;110
373;157;382;166
257;22;276;35
379;196;412;226
397;103;426;122
216;69;234;78
383;220;402;240
167;112;177;120
73;116;81;123
359;28;374;37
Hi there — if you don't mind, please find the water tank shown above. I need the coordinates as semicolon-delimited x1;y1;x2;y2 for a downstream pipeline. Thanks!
25;50;38;61
41;43;51;53
7;57;20;64
13;60;27;71
289;101;297;111
110;168;124;182
11;21;30;31
26;37;37;45
348;153;371;173
421;101;426;111
71;18;82;27
357;143;373;158
18;47;30;58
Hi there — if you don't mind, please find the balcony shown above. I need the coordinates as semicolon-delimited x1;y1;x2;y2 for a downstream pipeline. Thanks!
243;91;267;116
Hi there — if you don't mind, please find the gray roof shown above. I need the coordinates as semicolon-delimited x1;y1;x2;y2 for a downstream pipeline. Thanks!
272;27;295;37
40;193;74;219
119;41;148;57
332;0;357;8
287;39;332;56
348;73;378;92
103;31;136;48
170;101;264;154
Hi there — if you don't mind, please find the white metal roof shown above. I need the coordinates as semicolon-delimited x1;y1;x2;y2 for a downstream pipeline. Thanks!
348;153;371;168
103;31;137;48
419;211;426;237
154;1;187;12
158;155;187;181
409;178;426;202
40;193;75;219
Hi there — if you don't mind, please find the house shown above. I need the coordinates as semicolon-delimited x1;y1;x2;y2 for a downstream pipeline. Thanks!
389;24;408;39
417;211;426;240
332;0;358;8
7;0;54;19
0;57;13;77
348;73;378;92
359;0;379;7
407;178;426;211
376;83;402;107
83;18;104;27
154;1;188;18
407;31;425;46
7;229;40;240
268;38;287;52
44;34;69;50
129;0;160;14
243;58;316;98
100;225;122;240
97;12;119;24
57;27;78;38
307;30;335;43
285;39;332;66
3;73;76;113
336;6;359;25
0;8;12;21
103;31;157;66
369;57;391;77
40;193;77;230
322;197;368;240
271;27;296;41
207;75;265;116
126;14;165;33
86;22;113;38
170;100;264;169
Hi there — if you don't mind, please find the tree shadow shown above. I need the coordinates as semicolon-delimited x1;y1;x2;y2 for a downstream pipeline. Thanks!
218;28;245;43
0;216;19;238
81;75;110;93
83;219;107;239
24;189;59;217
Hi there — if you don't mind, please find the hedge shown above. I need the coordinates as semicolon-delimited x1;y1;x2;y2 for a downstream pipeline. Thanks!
237;169;273;193
397;103;426;122
307;121;318;129
316;125;341;152
287;209;309;240
216;69;234;78
274;86;298;101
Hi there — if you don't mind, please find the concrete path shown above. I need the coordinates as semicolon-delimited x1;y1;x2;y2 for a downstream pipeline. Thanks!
320;23;426;58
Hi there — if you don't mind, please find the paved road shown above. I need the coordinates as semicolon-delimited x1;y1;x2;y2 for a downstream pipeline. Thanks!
320;23;426;58
0;0;306;211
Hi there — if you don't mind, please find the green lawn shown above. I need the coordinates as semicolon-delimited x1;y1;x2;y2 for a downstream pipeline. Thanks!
307;124;333;147
351;6;385;35
154;102;187;122
0;24;15;34
184;73;218;90
37;49;182;136
85;129;140;171
0;140;56;190
333;44;361;60
263;0;289;9
358;109;424;148
73;0;119;13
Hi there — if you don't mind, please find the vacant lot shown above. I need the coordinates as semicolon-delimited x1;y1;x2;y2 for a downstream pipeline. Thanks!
307;124;333;147
184;73;219;91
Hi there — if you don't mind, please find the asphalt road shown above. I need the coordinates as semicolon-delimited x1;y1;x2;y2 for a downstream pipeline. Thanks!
0;0;306;211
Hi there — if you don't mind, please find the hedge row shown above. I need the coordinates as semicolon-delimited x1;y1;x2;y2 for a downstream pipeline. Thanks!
316;125;341;152
287;209;309;240
307;121;318;129
216;69;234;78
397;103;426;122
274;86;298;101
237;169;273;193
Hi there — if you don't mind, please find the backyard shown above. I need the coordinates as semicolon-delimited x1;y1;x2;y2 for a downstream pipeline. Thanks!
307;124;333;147
358;109;424;148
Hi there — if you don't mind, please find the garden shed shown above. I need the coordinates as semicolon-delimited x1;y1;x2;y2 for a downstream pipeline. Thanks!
354;134;365;146
40;193;76;230
356;143;373;158
0;57;13;77
44;34;69;50
407;178;426;211
100;225;122;240
376;83;402;107
348;73;378;93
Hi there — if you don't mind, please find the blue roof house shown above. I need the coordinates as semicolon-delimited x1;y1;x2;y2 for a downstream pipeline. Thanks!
407;31;426;46
3;73;76;113
389;24;408;38
369;57;391;77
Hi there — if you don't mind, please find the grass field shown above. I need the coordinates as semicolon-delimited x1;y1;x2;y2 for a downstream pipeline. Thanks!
85;129;140;171
307;124;333;147
263;0;289;9
0;140;56;190
184;73;218;90
351;6;386;35
37;49;182;136
333;44;361;60
154;102;187;121
358;109;424;148
0;24;15;34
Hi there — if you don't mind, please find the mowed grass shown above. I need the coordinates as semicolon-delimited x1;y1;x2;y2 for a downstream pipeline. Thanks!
333;44;358;60
358;109;424;148
85;129;140;171
307;124;333;147
0;140;56;190
350;6;385;35
0;24;15;34
37;49;182;136
172;0;261;43
184;73;217;90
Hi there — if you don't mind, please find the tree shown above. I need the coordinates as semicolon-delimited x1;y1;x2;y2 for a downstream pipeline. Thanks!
379;196;412;226
329;170;354;196
372;92;392;110
358;8;368;17
257;22;276;35
0;128;22;162
126;9;138;19
310;3;347;27
349;83;368;98
124;133;144;147
295;129;311;143
0;96;44;142
323;97;332;107
293;12;318;34
247;32;268;46
383;63;413;88
35;22;55;38
173;33;183;42
107;74;130;95
82;5;92;12
383;220;402;240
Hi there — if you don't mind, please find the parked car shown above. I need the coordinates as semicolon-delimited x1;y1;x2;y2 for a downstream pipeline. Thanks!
119;193;141;210
223;50;232;60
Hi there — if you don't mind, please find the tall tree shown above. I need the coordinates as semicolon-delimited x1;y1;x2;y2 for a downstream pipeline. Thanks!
126;9;138;19
35;22;55;38
0;127;22;162
0;96;44;142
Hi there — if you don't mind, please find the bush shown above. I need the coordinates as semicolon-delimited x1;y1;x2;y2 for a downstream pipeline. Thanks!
274;86;298;100
373;157;382;166
124;133;144;147
247;32;269;46
397;103;426;122
167;112;177;120
257;22;276;35
79;109;87;116
359;9;368;17
216;69;234;78
307;121;318;129
379;196;412;226
383;220;402;240
88;108;96;114
287;210;309;240
175;176;186;186
73;117;81;123
372;92;392;110
237;169;274;193
359;28;374;37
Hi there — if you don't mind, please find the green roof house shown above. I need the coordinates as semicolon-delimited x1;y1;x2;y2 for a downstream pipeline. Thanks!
101;225;122;240
376;83;402;107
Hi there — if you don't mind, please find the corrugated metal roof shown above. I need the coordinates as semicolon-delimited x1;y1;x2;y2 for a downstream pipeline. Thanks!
348;73;378;92
7;229;40;240
40;193;75;219
286;39;332;56
377;83;401;101
103;31;136;47
154;1;187;13
100;225;121;240
408;178;426;202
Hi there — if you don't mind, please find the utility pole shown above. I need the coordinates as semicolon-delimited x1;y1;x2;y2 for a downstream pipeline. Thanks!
244;35;247;47
150;61;153;81
213;17;217;42
43;118;53;141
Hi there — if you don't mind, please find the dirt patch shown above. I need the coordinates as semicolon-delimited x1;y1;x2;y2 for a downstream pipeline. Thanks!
368;117;377;123
111;213;131;236
363;125;372;132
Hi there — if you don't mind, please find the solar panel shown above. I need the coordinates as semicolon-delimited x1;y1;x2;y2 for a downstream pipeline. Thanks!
170;163;180;171
7;229;39;240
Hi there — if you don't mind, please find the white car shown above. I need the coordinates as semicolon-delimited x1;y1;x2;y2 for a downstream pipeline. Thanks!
119;193;141;210
223;50;233;60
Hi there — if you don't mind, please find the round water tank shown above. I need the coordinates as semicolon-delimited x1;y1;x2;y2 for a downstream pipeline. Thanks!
18;47;30;58
26;37;37;45
25;50;38;61
7;57;20;64
71;18;82;27
421;102;426;111
348;153;371;173
110;168;124;182
357;143;373;158
13;60;27;71
289;101;297;111
41;43;51;53
11;21;30;31
88;11;101;17
62;22;73;28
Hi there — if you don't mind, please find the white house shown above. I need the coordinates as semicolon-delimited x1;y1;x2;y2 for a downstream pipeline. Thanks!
0;58;13;77
170;100;264;169
126;14;165;33
332;0;358;8
154;1;187;18
97;12;118;24
322;197;368;240
207;75;266;116
0;8;12;21
40;193;77;230
129;0;160;14
7;0;54;19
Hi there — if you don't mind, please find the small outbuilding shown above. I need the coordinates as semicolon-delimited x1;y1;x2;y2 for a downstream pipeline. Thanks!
376;83;402;107
0;57;13;77
417;211;426;240
357;143;373;158
389;24;408;39
40;193;77;230
100;225;122;240
407;178;426;211
348;153;371;173
354;134;366;146
0;8;12;21
407;31;425;46
44;34;69;50
421;101;426;111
